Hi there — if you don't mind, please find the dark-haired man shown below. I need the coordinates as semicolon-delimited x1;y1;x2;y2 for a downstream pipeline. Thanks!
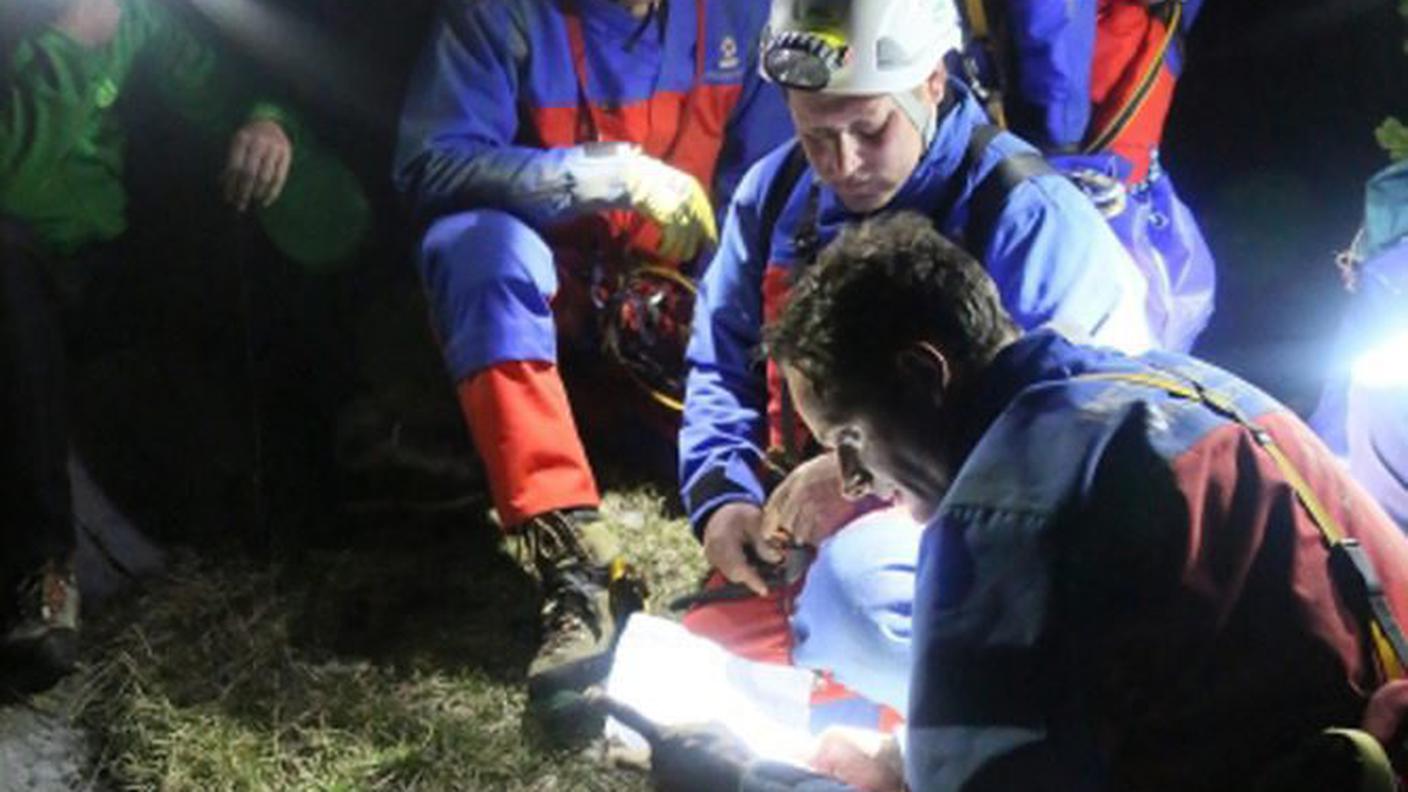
761;212;1408;790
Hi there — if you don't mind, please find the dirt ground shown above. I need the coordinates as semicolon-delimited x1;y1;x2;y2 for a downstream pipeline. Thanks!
0;688;99;792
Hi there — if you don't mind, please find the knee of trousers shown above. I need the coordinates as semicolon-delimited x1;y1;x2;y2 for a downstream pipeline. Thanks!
791;507;923;713
418;210;560;381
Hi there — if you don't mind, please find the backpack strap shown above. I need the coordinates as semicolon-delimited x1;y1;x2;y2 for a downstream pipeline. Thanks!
961;124;1057;255
1079;370;1408;684
752;143;815;473
757;142;810;266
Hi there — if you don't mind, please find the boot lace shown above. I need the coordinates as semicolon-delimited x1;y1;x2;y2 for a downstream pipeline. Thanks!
521;514;609;653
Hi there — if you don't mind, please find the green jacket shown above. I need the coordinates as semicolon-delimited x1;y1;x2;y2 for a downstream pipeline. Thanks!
0;0;297;255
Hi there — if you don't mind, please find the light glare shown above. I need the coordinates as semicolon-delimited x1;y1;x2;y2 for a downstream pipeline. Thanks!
1351;330;1408;389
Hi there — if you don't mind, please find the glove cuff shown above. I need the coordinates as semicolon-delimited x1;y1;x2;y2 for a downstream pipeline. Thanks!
563;142;638;211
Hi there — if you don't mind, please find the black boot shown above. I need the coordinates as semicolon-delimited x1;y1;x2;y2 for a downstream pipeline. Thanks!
0;558;80;696
519;509;644;744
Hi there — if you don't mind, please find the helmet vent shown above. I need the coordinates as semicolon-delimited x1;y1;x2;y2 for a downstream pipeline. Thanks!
875;37;909;70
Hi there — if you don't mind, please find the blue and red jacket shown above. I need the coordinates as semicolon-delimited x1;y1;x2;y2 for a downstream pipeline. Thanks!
392;0;792;254
992;0;1203;183
679;81;1154;532
906;329;1408;790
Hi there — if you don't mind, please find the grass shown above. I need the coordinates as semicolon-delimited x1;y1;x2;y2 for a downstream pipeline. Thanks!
73;489;709;790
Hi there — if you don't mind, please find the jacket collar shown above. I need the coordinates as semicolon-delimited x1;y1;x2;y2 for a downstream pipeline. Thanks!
948;329;1120;460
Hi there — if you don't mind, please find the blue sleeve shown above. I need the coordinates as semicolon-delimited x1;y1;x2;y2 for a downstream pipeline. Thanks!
985;172;1153;353
999;0;1096;152
905;504;1090;791
679;158;776;535
393;3;603;224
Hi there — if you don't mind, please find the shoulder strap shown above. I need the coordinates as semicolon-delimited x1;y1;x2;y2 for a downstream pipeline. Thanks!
756;143;813;472
1078;370;1408;685
757;143;810;265
960;124;1056;255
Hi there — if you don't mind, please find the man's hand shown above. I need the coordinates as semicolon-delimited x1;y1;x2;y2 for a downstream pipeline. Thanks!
763;454;877;547
221;119;293;213
810;728;905;792
1361;679;1408;769
650;723;755;792
594;692;754;792
623;155;718;262
51;0;121;48
702;502;782;596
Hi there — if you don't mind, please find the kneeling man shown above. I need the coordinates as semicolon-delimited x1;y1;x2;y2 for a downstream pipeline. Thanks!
757;213;1408;790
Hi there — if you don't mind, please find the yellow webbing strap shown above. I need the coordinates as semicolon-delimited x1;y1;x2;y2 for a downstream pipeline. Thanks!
1078;370;1408;682
961;0;1008;128
964;0;991;42
1371;620;1407;680
1082;0;1183;155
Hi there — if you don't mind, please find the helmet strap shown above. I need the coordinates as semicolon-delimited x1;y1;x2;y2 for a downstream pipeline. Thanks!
891;89;938;153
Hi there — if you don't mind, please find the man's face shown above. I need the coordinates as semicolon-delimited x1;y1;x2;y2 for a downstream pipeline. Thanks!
784;364;951;523
786;90;925;214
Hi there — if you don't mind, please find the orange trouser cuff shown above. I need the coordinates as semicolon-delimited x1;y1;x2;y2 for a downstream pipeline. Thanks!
458;360;599;529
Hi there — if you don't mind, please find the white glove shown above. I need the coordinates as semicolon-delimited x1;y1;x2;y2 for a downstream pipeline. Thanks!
569;143;718;261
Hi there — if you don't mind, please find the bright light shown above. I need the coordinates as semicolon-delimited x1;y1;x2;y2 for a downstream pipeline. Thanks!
1351;330;1408;389
605;614;819;765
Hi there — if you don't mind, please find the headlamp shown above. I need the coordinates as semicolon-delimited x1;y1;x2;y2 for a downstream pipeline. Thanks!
761;29;849;91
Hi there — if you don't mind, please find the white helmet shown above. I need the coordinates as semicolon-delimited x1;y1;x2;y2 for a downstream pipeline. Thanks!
760;0;962;95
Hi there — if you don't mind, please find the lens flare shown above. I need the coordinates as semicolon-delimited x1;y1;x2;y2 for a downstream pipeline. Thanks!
1351;330;1408;389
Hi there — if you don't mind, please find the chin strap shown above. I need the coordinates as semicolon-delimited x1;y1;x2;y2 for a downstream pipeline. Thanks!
891;89;939;154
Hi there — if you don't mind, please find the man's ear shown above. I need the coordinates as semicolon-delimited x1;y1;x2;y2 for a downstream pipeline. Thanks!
923;61;947;105
894;341;950;410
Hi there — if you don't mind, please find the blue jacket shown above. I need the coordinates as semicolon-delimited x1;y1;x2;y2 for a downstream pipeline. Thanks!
393;0;792;228
906;330;1408;790
679;81;1153;531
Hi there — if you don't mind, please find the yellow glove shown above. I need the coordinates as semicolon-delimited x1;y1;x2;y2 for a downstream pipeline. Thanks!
622;155;719;262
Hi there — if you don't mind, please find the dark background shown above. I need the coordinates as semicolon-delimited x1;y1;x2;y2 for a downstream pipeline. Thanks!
1168;0;1404;410
55;0;1408;546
